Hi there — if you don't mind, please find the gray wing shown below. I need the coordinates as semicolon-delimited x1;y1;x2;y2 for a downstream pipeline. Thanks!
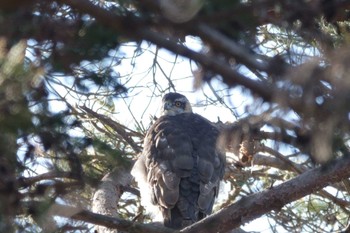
132;113;225;229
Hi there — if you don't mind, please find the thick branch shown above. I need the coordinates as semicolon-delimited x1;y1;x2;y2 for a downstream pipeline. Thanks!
194;24;271;73
180;155;350;233
45;203;175;233
92;168;133;233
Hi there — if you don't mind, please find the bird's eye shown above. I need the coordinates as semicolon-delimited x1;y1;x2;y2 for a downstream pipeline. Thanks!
174;101;182;107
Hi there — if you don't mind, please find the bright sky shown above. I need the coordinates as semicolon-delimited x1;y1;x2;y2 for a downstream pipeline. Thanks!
112;38;253;127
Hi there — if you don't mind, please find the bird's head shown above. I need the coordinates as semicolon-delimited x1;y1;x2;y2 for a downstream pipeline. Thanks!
161;93;192;116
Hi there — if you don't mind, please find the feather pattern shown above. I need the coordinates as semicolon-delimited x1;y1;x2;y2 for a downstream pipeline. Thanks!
132;93;225;229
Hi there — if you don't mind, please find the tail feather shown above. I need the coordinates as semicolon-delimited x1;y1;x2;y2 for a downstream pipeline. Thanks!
163;206;184;229
162;178;211;229
163;205;202;229
161;157;215;229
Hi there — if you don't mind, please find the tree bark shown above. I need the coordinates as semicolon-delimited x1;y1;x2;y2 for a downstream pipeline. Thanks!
92;167;133;233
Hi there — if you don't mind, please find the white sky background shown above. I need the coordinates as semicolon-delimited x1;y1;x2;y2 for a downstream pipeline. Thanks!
112;37;255;125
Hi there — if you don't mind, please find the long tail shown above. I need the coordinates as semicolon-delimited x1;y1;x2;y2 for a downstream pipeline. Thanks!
163;172;212;229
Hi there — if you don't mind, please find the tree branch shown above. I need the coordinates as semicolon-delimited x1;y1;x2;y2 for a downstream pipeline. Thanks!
79;105;143;153
18;171;74;188
180;155;350;233
92;167;133;233
252;153;305;172
194;24;271;73
44;203;175;233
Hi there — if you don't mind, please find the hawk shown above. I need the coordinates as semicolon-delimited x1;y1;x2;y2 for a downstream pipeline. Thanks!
131;93;225;229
